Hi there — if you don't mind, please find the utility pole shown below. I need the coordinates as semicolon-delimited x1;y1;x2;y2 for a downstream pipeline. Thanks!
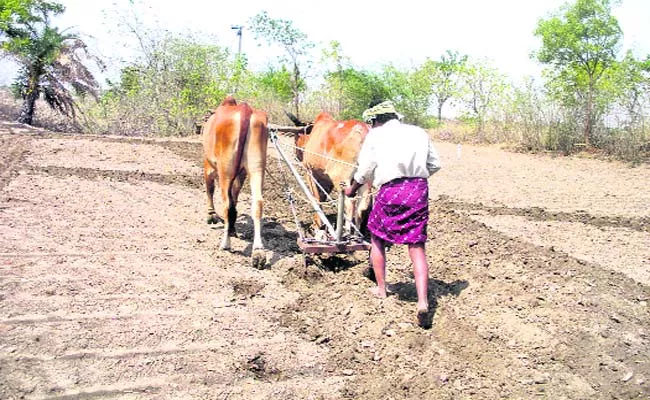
230;25;244;94
231;25;243;56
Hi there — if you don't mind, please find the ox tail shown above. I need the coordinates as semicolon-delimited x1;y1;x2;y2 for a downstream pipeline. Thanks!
228;105;253;223
233;105;253;175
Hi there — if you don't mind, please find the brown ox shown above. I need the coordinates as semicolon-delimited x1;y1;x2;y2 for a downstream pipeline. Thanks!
290;112;373;235
202;96;268;267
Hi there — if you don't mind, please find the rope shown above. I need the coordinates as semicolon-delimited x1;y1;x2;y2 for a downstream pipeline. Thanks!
272;140;375;204
273;140;374;200
270;134;307;241
277;140;359;169
266;161;335;208
292;160;336;205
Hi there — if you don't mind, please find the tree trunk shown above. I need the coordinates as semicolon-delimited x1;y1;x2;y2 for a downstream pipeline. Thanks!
18;87;39;125
17;70;41;126
584;81;593;148
293;91;300;121
437;103;443;123
292;61;300;120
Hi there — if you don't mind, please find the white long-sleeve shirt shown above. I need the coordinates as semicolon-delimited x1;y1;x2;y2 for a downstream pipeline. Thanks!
353;119;441;187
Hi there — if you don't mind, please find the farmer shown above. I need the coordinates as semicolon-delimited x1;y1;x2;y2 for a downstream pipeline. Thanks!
345;100;441;328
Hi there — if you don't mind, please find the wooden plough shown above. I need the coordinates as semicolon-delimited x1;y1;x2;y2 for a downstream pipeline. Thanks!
268;126;370;260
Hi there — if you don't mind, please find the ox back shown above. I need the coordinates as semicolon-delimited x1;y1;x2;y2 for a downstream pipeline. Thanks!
293;112;373;235
202;96;268;268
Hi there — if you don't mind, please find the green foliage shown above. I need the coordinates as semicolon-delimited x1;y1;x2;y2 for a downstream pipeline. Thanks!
381;63;433;127
592;52;650;160
249;10;311;59
1;5;639;161
255;65;294;104
249;10;313;119
319;40;348;117
87;33;245;136
1;0;101;125
0;0;30;31
324;68;389;120
420;50;468;122
534;0;621;71
0;0;63;37
608;51;650;125
461;60;508;138
534;0;622;146
315;41;389;120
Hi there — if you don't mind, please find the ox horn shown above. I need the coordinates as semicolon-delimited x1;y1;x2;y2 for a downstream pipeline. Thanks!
284;110;305;127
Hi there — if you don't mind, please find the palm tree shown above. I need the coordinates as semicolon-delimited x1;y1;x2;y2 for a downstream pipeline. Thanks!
1;1;102;125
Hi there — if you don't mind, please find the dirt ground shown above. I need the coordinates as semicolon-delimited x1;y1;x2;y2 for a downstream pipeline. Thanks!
1;119;649;400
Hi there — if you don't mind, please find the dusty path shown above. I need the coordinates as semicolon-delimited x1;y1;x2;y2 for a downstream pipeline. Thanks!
1;121;648;399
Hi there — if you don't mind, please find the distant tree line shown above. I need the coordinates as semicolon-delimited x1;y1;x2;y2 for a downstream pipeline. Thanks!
1;0;648;160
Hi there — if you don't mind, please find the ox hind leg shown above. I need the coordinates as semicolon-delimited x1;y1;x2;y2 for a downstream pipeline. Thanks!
307;170;332;233
246;167;264;251
349;183;372;237
245;112;268;269
246;159;267;270
306;176;322;231
228;169;247;238
344;195;356;236
204;159;221;225
217;169;238;250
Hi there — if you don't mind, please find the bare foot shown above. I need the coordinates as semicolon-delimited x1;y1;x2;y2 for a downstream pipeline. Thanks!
417;307;431;329
368;286;388;299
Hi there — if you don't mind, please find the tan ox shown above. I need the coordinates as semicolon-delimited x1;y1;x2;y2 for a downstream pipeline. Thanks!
291;112;373;236
202;96;268;267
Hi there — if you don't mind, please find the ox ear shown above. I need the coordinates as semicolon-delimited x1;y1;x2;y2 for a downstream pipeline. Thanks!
284;110;305;127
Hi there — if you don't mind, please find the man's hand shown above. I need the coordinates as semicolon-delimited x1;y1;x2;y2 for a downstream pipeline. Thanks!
344;180;361;197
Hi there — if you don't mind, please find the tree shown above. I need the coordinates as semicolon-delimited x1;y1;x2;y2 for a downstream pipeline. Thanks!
0;0;102;125
100;33;243;135
534;0;622;147
249;11;313;119
255;65;294;104
318;41;389;119
421;50;467;122
321;68;389;120
461;60;507;137
381;63;433;127
610;51;650;127
320;40;349;116
0;0;44;33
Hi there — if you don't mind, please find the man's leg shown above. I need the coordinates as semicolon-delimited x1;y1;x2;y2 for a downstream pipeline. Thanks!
370;234;388;297
408;243;429;313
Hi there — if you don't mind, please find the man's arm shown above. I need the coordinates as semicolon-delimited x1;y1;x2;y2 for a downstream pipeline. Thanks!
346;136;375;197
352;136;376;185
426;139;442;176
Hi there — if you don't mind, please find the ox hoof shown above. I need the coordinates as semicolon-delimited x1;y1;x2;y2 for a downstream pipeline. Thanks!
251;250;267;270
207;214;221;225
219;238;231;251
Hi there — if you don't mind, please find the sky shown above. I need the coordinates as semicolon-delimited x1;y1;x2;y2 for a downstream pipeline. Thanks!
1;0;649;87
